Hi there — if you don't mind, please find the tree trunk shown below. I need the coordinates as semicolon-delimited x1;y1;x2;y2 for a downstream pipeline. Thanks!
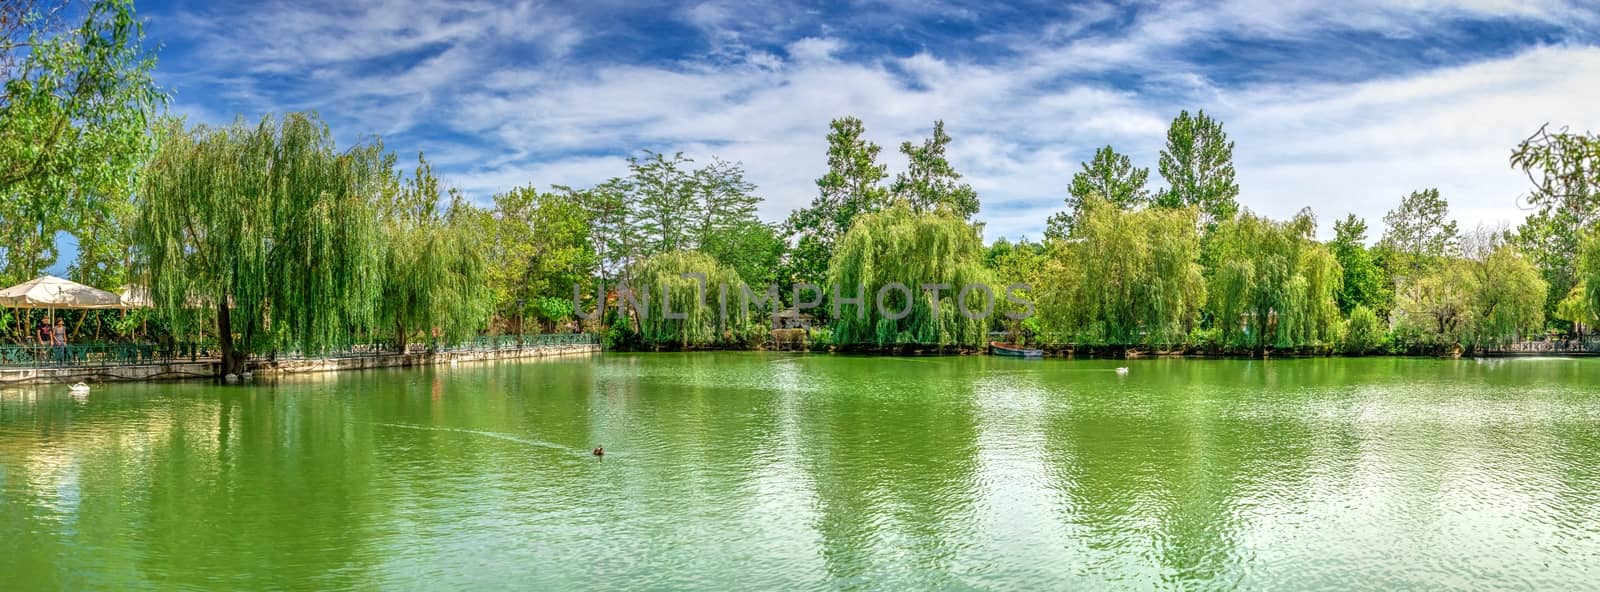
217;301;243;375
396;321;409;353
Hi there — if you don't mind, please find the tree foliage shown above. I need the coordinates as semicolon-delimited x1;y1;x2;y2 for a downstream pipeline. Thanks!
1036;198;1205;348
783;116;890;287
0;0;164;283
134;114;387;372
1329;214;1389;316
1343;305;1382;355
827;203;990;348
482;184;596;331
1204;210;1343;351
1458;229;1546;349
377;155;493;348
1155;110;1238;227
1510;124;1600;325
1045;145;1151;240
1395;230;1546;351
891;120;978;219
1378;188;1459;278
629;250;761;348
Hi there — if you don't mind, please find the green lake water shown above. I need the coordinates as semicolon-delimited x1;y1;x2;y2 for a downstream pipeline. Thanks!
2;353;1598;590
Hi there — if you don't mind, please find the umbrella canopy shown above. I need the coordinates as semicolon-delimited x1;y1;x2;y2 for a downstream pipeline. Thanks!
0;275;122;309
117;284;152;309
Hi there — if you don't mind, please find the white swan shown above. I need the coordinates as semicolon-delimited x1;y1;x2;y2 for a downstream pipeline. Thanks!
68;382;90;393
1114;367;1130;375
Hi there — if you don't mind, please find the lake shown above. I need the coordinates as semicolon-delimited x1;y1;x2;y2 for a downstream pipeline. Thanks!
2;353;1598;589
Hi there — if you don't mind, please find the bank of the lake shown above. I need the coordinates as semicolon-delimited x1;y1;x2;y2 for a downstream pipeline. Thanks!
3;353;1598;589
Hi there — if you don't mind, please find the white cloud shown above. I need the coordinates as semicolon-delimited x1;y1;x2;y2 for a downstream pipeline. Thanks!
157;0;1600;244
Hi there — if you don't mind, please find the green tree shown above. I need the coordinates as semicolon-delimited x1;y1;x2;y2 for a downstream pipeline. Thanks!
1458;228;1546;349
690;157;761;250
1343;305;1383;355
1329;214;1389;316
1393;262;1472;352
134;114;389;374
700;219;783;288
783;116;890;289
891;120;979;219
1510;124;1600;326
1378;188;1459;278
1036;198;1206;348
1045;145;1151;239
1155;110;1238;227
984;237;1048;336
1581;232;1600;330
628;250;761;348
565;178;636;286
827;204;990;348
0;0;164;283
630;150;698;254
485;184;596;333
1204;209;1343;352
376;155;493;349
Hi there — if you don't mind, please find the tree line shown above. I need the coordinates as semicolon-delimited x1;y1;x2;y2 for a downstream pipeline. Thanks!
4;0;1598;360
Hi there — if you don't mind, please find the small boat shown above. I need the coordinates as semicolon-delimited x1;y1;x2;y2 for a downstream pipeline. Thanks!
68;382;90;393
990;341;1043;358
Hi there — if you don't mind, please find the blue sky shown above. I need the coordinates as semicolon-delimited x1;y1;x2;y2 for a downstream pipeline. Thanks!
105;1;1600;247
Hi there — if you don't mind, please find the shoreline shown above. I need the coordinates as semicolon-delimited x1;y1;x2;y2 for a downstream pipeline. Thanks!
0;341;600;385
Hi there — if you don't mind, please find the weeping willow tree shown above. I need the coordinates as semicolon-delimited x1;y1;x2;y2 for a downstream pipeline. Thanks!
827;203;990;348
376;155;493;350
134;114;387;374
1035;197;1205;348
1458;229;1546;350
1205;209;1343;352
628;250;760;348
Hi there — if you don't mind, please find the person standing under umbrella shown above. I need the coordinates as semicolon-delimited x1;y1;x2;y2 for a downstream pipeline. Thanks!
52;320;67;365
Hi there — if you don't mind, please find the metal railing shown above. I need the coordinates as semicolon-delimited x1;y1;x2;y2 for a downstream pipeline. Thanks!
1;333;599;369
0;342;219;368
1485;338;1600;355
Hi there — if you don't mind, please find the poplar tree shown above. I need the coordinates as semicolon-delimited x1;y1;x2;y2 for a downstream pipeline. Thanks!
1156;110;1239;228
783;116;890;288
891;120;979;219
1045;145;1151;240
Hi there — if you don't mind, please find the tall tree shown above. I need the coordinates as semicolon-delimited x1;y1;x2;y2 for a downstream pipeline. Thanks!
1329;214;1389;316
0;0;164;283
700;219;784;289
1510;124;1600;326
1155;110;1238;227
891;120;979;219
827;204;990;348
565;178;635;286
1036;198;1206;348
1045;145;1151;240
629;250;762;349
486;184;596;332
1378;188;1459;279
691;157;761;249
1458;227;1546;349
629;150;698;254
377;155;493;349
783;116;890;288
1204;209;1343;352
134;114;388;374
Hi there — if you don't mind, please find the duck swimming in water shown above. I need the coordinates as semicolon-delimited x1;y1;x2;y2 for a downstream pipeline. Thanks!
592;445;604;456
68;382;90;393
1115;367;1130;375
